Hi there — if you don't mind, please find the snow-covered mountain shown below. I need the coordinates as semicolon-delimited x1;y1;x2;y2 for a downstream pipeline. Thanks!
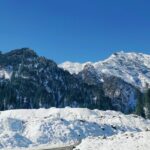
0;48;112;111
59;51;150;90
0;49;149;113
0;107;149;149
0;48;140;113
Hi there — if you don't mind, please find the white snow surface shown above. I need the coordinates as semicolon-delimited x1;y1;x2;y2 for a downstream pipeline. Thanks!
0;107;150;149
59;61;92;75
59;51;150;89
0;69;12;80
75;131;150;150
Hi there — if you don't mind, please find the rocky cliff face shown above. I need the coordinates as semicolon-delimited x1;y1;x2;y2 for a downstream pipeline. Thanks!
76;63;138;113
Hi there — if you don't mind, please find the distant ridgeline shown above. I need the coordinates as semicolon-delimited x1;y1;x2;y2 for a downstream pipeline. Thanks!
0;48;149;118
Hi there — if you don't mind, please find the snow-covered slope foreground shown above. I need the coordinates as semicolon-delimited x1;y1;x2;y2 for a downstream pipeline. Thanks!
59;51;150;89
0;108;150;149
75;131;150;150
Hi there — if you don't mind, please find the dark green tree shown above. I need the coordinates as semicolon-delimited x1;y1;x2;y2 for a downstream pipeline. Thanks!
135;91;145;118
144;89;150;119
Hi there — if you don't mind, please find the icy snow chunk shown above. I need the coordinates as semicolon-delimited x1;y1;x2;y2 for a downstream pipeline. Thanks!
7;118;24;132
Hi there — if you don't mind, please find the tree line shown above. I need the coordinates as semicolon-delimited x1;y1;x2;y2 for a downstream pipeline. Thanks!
136;89;150;119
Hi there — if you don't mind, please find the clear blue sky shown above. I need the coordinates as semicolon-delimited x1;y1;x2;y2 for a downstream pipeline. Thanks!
0;0;150;63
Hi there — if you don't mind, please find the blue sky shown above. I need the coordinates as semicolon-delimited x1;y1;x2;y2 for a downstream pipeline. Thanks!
0;0;150;63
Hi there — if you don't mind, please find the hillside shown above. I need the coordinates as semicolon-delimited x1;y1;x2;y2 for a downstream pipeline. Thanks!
0;48;111;111
0;48;141;113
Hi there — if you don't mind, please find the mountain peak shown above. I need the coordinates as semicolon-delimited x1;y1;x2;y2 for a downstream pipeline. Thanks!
113;50;125;56
6;48;37;58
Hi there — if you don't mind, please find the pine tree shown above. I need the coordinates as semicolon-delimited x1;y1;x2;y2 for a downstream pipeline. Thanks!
144;89;150;119
135;91;145;118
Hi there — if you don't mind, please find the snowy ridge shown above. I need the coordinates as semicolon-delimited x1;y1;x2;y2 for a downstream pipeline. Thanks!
59;51;150;89
59;61;92;75
0;107;149;149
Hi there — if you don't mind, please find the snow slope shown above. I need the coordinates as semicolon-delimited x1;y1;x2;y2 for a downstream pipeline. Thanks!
0;108;149;149
75;131;150;150
59;51;150;89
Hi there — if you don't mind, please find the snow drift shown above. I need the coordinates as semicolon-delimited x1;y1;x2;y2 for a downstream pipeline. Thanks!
0;107;149;149
75;131;150;150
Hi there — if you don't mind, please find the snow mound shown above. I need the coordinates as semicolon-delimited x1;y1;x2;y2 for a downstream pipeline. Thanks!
0;108;149;149
75;131;150;150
